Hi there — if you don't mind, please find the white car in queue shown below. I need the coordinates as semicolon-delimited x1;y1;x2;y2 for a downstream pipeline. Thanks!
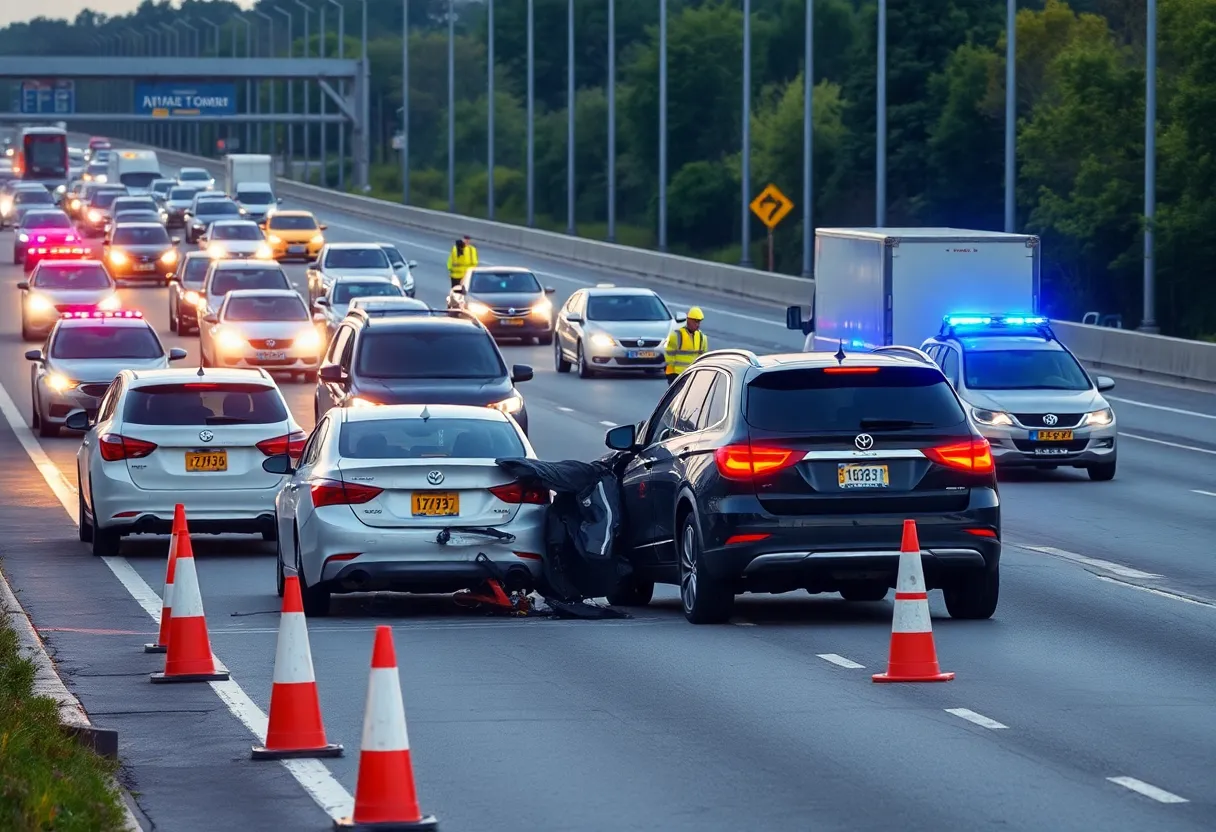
67;368;305;557
313;276;405;339
28;311;187;438
197;259;293;325
200;289;324;381
264;404;547;616
19;259;123;342
200;219;273;260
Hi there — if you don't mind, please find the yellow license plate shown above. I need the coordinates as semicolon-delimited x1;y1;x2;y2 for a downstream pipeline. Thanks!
838;463;889;489
499;318;525;326
185;450;228;472
411;492;459;516
1034;430;1074;441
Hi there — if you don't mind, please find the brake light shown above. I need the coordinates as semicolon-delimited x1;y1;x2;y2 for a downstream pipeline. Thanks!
965;528;998;538
489;481;550;505
98;433;157;461
823;366;880;374
256;430;308;458
310;479;383;508
924;438;994;474
725;533;771;545
714;444;800;480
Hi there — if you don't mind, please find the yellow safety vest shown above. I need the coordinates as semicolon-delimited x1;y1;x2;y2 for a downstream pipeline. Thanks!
665;327;708;375
447;244;478;280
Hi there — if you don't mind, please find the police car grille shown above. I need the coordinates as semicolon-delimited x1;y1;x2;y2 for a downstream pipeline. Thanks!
249;339;294;349
623;339;663;348
1013;413;1083;428
79;383;110;398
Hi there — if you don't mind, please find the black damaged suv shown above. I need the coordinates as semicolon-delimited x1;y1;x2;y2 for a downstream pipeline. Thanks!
604;348;1001;624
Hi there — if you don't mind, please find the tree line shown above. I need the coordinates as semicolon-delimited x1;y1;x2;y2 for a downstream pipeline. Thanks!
2;0;1214;339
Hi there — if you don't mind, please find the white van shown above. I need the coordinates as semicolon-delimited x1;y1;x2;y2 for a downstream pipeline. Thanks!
106;150;162;195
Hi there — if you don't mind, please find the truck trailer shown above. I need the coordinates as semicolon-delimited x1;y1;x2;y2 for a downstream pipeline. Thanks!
224;154;274;197
787;227;1041;352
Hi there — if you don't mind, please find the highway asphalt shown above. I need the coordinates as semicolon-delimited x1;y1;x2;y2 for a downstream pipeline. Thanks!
0;180;1214;830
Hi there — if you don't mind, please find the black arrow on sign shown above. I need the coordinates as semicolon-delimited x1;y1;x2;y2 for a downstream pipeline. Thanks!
759;193;785;222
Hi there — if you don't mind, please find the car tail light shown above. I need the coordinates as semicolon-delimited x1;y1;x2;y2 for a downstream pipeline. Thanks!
924;438;994;474
256;430;308;458
714;443;800;480
489;481;550;505
98;433;157;461
823;366;880;374
965;528;998;538
725;533;771;545
310;479;383;508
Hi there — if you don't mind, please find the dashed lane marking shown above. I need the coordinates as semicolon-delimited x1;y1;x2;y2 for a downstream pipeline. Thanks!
600;420;616;427
817;654;865;669
1107;397;1216;420
1093;575;1216;609
1120;432;1216;456
1106;776;1189;804
945;708;1008;730
1017;544;1163;580
1193;490;1216;498
557;406;573;412
0;379;355;821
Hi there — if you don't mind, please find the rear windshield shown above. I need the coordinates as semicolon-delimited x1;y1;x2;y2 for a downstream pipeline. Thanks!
210;268;289;295
236;189;274;204
380;246;405;266
119;172;160;188
963;349;1092;391
268;215;317;231
469;271;540;294
123;383;288;425
324;248;389;269
357;330;505;379
51;326;161;359
168;188;197;200
333;281;403;304
32;264;111;289
112;226;170;246
197;201;240;216
745;366;966;432
225;295;308;321
212;224;261;240
180;258;211;286
114;199;157;213
339;417;525;459
21;212;72;229
180;170;210;181
16;189;53;204
114;212;160;224
587;294;670;322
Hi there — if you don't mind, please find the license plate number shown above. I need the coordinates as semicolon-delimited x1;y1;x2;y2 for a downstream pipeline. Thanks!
412;492;459;516
134;263;155;272
1031;429;1074;441
838;463;889;489
185;450;228;472
1034;447;1071;456
256;350;287;361
627;350;657;359
499;318;524;327
288;245;305;254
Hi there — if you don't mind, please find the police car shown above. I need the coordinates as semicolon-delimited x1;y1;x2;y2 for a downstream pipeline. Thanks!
919;314;1117;480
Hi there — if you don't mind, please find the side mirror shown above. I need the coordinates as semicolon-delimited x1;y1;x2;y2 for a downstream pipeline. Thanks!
64;409;91;431
318;365;346;383
605;423;638;452
511;364;534;384
407;260;418;269
450;285;465;294
1095;376;1116;392
168;347;188;361
17;281;29;290
319;224;328;231
24;349;43;362
544;287;556;295
308;260;320;269
171;236;181;245
785;304;814;335
261;454;295;475
202;313;218;324
674;314;686;324
567;313;583;324
314;297;329;307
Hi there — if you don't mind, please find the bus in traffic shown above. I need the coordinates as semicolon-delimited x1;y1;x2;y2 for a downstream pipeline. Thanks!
13;126;70;195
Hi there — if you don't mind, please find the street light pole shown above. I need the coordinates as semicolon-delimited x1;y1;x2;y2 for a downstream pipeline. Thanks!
740;0;752;267
486;0;494;218
801;0;813;278
1141;0;1158;332
402;0;411;204
447;0;456;213
202;20;221;153
295;0;314;181
275;6;295;173
526;0;534;227
319;4;327;180
160;23;182;150
876;0;887;227
237;16;254;154
607;0;616;243
254;9;276;159
180;21;202;153
1004;0;1016;232
360;0;370;191
325;0;346;190
658;0;667;252
566;0;575;235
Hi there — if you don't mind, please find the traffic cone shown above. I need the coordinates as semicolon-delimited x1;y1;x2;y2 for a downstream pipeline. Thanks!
144;504;186;653
150;531;229;684
252;576;343;760
872;520;954;683
335;626;438;831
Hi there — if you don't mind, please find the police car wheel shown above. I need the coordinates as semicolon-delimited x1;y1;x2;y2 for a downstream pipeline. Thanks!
577;341;595;379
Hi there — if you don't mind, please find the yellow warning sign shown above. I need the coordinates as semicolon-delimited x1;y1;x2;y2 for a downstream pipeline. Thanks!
749;183;794;230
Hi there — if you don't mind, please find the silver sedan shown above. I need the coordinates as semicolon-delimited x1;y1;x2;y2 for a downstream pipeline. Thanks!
554;285;682;378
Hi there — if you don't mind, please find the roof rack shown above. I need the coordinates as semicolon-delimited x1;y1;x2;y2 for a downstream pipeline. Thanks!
699;348;761;367
869;345;934;364
939;313;1054;340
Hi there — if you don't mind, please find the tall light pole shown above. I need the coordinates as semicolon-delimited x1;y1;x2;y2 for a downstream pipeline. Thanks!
275;6;295;172
202;20;221;153
161;23;182;150
447;0;456;212
658;0;667;252
801;0;813;277
876;0;887;227
1141;0;1158;332
324;0;345;190
607;0;616;243
566;0;575;235
237;15;254;154
254;9;276;158
740;0;752;267
180;20;201;153
402;0;410;204
1004;0;1016;232
360;0;370;191
295;0;314;181
526;0;535;227
486;0;495;218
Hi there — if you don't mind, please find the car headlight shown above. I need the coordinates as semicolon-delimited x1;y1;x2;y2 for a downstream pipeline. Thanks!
208;243;226;258
95;174;107;183
467;301;491;317
26;294;53;313
1083;407;1114;427
160;249;178;265
96;294;121;311
310;234;324;245
254;244;272;259
590;333;615;348
55;185;66;194
215;328;245;351
971;408;1014;427
69;199;81;211
488;394;524;415
350;396;381;407
531;298;553;318
183;290;201;305
87;209;101;222
239;207;247;214
108;250;129;267
267;234;282;244
18;233;28;243
296;327;322;351
46;373;76;393
0;198;12;215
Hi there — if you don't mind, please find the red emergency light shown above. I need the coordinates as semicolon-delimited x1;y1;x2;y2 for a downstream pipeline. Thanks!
60;310;142;319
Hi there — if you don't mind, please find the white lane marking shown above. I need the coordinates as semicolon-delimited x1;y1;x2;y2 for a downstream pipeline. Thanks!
1018;544;1162;580
1106;776;1189;804
817;653;865;669
1193;490;1216;498
945;708;1008;730
1107;397;1216;420
732;620;756;627
556;406;573;412
1121;432;1216;456
1093;576;1216;609
0;380;355;820
599;420;615;427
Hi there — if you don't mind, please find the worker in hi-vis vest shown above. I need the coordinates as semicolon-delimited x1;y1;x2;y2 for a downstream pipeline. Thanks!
446;234;479;285
665;307;708;385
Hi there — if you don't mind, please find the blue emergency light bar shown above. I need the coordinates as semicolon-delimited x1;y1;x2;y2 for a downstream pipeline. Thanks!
939;313;1052;338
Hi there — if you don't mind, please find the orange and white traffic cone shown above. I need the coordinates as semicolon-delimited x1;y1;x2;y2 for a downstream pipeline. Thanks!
144;504;186;654
150;530;229;684
253;575;343;760
335;626;438;830
872;519;954;683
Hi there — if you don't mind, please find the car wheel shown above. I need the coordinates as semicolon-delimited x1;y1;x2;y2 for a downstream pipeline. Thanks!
606;574;654;607
295;531;331;617
262;527;278;543
78;488;92;543
302;369;318;383
20;318;34;342
90;517;121;557
837;583;889;602
169;305;178;332
30;391;40;430
677;514;734;624
537;330;554;346
577;341;595;379
943;569;999;620
554;338;572;373
1087;459;1116;481
38;416;60;439
274;524;286;598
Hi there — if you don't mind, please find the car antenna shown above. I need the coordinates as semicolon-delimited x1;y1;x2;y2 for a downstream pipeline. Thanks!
197;359;205;377
834;339;847;364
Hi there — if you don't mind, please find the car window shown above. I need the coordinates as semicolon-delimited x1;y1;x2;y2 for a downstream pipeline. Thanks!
97;380;121;422
32;264;111;290
469;271;541;294
332;282;403;304
267;214;317;230
703;372;730;429
224;295;309;321
168;188;197;201
962;348;1091;391
211;224;262;240
122;382;288;425
51;326;162;359
586;294;670;322
114;212;160;224
114;199;157;213
324;247;390;269
356;330;505;379
90;192;124;208
180;170;210;182
644;381;689;446
197;201;240;216
210;268;289;296
118;172;160;188
941;347;959;385
112;226;170;245
744;366;967;432
380;246;405;267
16;190;53;204
326;325;352;364
675;370;716;433
339;417;526;460
179;258;211;286
236;189;274;204
21;212;72;229
299;419;329;468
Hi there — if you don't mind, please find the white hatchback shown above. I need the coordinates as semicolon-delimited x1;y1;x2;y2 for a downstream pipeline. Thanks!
68;367;305;556
200;289;324;380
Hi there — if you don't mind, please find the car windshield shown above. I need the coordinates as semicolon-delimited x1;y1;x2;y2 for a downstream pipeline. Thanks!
91;191;124;208
268;215;317;231
745;366;967;432
339;417;526;459
114;200;157;213
114;212;160;224
51;325;161;359
210;268;289;295
237;189;274;204
151;181;174;195
469;271;541;294
963;348;1092;391
380;246;405;266
324;248;389;269
333;282;403;304
180;170;210;182
112;226;170;245
224;295;309;321
586;294;671;322
32;264;111;290
357;330;505;379
119;172;160;188
168;188;197;201
123;382;288;425
180;258;211;286
197;201;240;216
86;163;107;175
22;212;71;229
211;224;261;241
16;190;53;205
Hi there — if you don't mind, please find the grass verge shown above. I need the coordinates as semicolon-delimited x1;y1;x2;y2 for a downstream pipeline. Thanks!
0;609;127;831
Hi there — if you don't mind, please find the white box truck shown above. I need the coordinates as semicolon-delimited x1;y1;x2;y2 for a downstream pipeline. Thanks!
786;227;1041;352
224;154;274;196
105;149;162;194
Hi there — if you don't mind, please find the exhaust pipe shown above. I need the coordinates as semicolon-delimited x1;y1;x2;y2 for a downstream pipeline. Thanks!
502;565;534;594
341;569;371;590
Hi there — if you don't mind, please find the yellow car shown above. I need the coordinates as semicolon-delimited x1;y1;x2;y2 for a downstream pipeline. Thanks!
261;210;326;262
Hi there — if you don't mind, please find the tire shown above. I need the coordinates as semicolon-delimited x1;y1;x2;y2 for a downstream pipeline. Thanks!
1087;459;1116;481
302;369;318;383
606;574;655;607
261;527;278;543
577;340;595;379
169;304;178;332
90;517;121;558
38;418;60;439
554;338;572;373
20;319;34;342
677;513;734;624
30;391;40;430
837;583;890;602
274;525;286;597
537;331;554;346
943;569;999;620
296;532;330;617
78;488;92;543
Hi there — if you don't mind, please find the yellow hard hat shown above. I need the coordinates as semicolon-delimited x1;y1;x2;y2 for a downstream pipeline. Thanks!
686;306;705;321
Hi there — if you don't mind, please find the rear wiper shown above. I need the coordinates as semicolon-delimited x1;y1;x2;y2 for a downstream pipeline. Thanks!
858;418;935;430
204;416;251;424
